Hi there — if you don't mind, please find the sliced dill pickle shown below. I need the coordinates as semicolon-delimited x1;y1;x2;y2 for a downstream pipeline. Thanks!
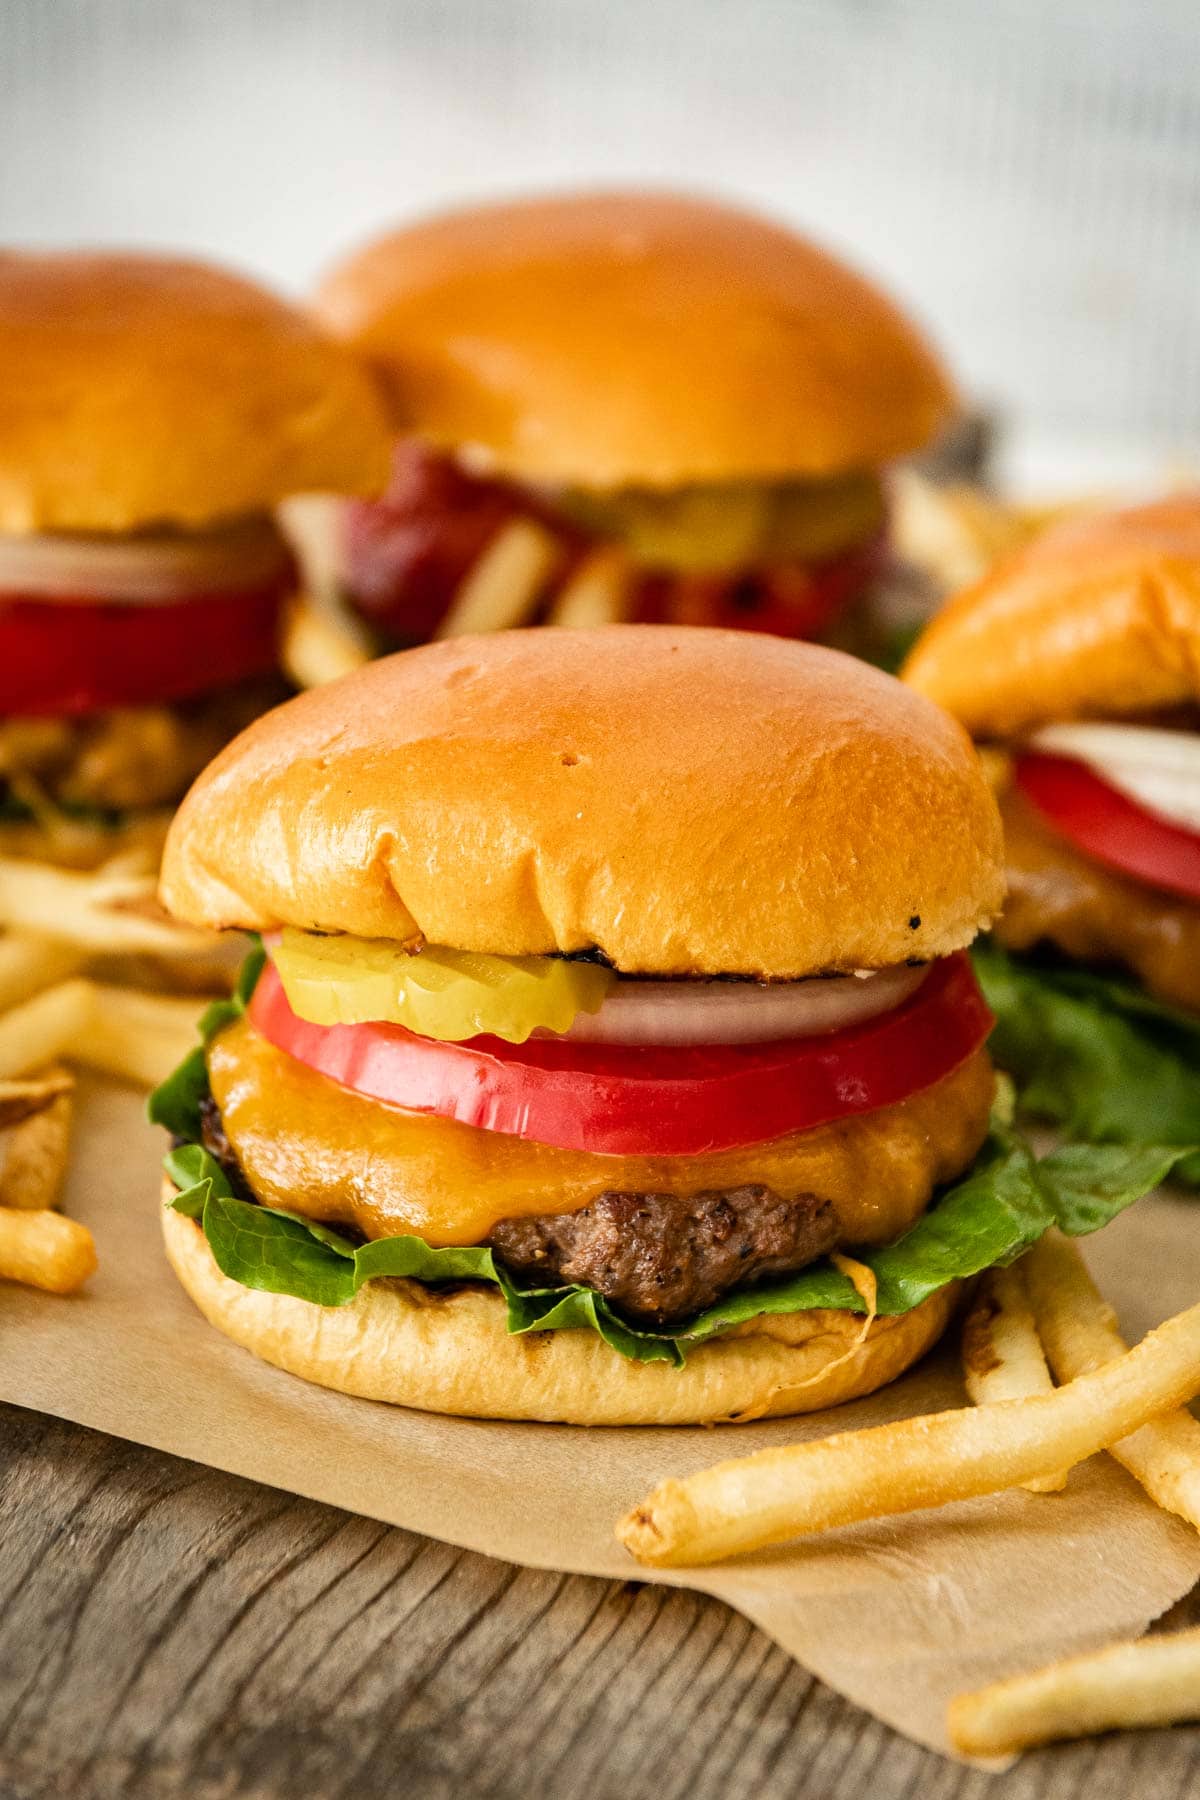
270;929;614;1044
553;473;885;573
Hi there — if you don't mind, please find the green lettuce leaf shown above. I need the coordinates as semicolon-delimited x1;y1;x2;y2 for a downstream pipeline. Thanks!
147;942;265;1141
973;940;1200;1185
165;1127;1191;1366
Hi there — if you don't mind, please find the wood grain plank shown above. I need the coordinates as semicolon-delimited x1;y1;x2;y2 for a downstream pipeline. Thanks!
3;1403;1200;1800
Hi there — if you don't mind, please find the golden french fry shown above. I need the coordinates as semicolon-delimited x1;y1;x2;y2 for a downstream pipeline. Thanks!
547;549;631;628
0;1205;96;1293
281;589;373;689
0;1065;74;1129
0;932;86;1011
962;1264;1068;1492
948;1627;1200;1756
0;857;212;958
0;1087;72;1211
70;984;202;1089
436;519;561;638
0;980;96;1078
617;1298;1200;1567
1025;1234;1200;1531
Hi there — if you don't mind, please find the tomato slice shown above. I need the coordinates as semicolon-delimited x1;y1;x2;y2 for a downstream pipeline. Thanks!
246;952;992;1156
634;528;886;638
1016;752;1200;903
0;578;289;717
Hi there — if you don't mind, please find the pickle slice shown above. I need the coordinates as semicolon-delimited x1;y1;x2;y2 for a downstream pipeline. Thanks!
553;473;884;573
270;929;614;1044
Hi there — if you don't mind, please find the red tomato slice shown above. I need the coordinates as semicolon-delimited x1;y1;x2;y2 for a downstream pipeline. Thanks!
246;952;992;1156
1016;752;1200;903
634;527;887;639
0;578;289;717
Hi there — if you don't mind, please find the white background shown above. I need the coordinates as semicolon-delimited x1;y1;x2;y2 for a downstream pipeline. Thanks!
3;0;1199;458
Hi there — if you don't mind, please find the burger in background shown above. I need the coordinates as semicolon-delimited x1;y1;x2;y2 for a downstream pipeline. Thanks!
311;191;956;650
0;252;391;875
150;628;1171;1423
903;493;1200;1178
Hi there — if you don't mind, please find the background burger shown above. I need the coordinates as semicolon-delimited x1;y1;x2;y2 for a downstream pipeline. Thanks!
903;493;1200;1178
312;191;956;649
0;251;391;873
150;627;1166;1424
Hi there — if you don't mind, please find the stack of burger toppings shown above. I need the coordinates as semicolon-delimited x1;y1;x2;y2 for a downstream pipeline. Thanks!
149;628;1174;1424
904;493;1200;1174
313;192;955;645
0;251;391;869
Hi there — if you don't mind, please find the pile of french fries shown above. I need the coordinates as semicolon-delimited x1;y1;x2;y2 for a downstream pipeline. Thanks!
617;1237;1200;1755
0;846;220;1296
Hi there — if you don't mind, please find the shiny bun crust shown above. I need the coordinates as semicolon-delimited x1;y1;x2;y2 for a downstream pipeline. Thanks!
902;493;1200;737
162;1197;957;1425
161;627;1004;978
0;252;392;533
314;191;955;487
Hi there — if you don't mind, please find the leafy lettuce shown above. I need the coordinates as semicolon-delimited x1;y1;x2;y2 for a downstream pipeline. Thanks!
151;942;1193;1364
973;941;1200;1187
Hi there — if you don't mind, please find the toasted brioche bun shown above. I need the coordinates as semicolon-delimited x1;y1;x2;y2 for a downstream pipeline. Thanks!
902;493;1200;737
161;626;1003;977
0;251;392;534
162;1194;958;1425
314;191;955;489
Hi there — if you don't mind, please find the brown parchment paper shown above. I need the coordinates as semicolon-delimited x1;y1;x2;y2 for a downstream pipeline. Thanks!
4;1076;1200;1761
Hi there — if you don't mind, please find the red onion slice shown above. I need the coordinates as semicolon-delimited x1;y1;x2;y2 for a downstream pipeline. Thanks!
0;517;291;604
559;962;929;1046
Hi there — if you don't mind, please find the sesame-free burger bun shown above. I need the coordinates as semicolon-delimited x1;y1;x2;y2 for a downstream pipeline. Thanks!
903;493;1200;738
161;626;1003;977
161;1193;959;1425
0;251;393;534
314;191;956;489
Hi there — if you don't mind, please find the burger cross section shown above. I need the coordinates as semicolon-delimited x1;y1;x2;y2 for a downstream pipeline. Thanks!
149;627;1181;1423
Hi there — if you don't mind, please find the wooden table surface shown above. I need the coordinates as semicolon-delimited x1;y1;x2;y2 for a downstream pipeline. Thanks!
4;1402;1200;1800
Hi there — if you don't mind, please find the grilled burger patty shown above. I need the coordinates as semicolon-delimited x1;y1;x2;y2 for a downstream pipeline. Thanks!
998;786;1200;1011
200;1094;836;1325
0;678;287;815
488;1189;839;1325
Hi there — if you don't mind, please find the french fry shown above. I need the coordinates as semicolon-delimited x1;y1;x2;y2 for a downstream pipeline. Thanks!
0;1087;72;1211
962;1264;1068;1492
0;980;96;1079
0;1205;96;1293
436;518;561;638
1025;1234;1200;1531
281;589;373;689
0;857;212;958
948;1628;1200;1756
547;549;631;628
617;1298;1200;1567
70;984;201;1088
0;931;86;1011
0;1066;74;1129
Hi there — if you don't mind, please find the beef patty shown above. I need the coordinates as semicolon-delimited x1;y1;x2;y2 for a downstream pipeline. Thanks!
998;786;1200;1011
488;1188;838;1325
0;676;287;815
199;1095;837;1325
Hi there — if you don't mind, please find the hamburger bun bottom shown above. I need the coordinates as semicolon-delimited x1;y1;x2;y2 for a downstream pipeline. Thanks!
162;1191;958;1425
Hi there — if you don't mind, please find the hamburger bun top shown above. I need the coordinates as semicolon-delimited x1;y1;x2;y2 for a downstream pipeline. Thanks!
0;251;393;534
902;493;1200;737
314;191;955;490
161;625;1003;977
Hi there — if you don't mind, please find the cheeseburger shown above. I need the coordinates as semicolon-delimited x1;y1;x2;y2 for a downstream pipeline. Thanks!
904;495;1200;1170
0;252;390;870
313;191;954;647
152;628;1156;1426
